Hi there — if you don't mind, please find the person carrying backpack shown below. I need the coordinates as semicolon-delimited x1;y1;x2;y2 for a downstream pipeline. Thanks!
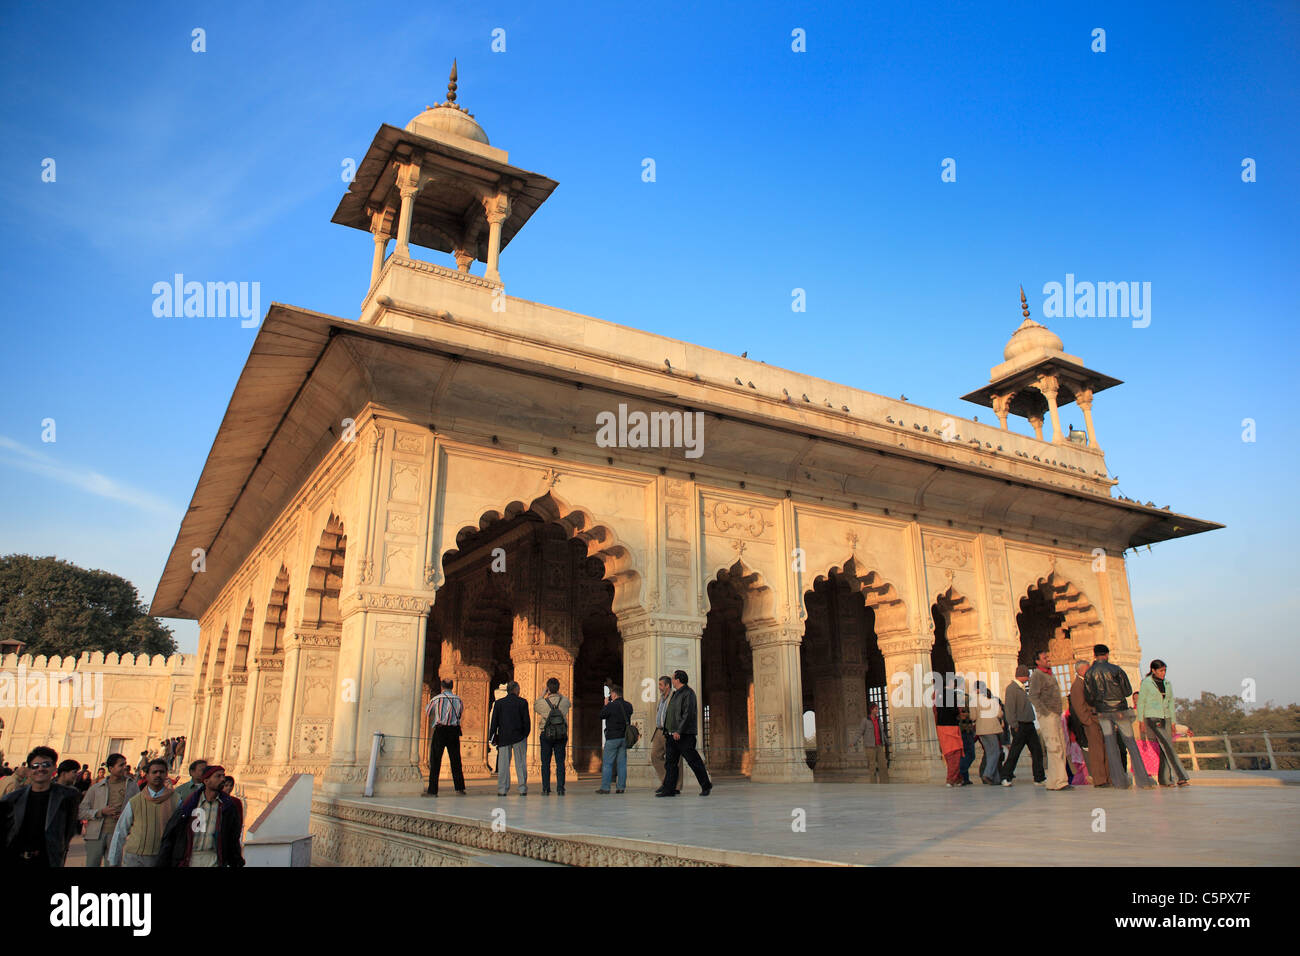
533;678;571;795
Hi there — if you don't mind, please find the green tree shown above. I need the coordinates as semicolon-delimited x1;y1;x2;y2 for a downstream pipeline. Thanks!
0;554;176;659
1175;692;1247;735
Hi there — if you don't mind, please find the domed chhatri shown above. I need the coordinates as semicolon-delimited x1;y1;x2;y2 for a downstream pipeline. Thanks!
406;60;490;145
331;56;558;286
960;286;1122;448
1003;289;1065;361
998;290;1060;361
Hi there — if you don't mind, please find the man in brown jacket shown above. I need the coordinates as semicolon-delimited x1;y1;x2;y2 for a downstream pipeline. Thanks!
1069;659;1109;787
1028;650;1070;790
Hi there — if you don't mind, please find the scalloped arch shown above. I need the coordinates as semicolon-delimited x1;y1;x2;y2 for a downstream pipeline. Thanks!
809;555;909;636
442;491;642;614
708;560;778;628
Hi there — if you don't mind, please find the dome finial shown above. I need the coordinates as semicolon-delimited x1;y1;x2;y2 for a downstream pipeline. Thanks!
1020;285;1030;319
446;59;458;104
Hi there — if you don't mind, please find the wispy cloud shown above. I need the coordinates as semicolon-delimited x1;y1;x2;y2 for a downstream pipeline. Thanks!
0;435;177;517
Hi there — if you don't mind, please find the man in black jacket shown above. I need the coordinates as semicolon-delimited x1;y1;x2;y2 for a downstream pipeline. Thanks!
488;681;531;796
0;746;81;867
597;685;635;794
157;764;245;866
1083;644;1155;789
657;670;712;797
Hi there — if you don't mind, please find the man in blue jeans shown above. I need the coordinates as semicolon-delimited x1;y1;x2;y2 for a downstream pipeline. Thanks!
534;677;571;795
1083;644;1155;789
597;685;634;794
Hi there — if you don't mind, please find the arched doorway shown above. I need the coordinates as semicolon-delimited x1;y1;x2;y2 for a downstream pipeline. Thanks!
701;567;754;776
425;494;632;780
800;571;887;776
1016;574;1103;702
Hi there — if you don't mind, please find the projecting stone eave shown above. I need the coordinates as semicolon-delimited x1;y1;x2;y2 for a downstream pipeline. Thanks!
152;300;1223;622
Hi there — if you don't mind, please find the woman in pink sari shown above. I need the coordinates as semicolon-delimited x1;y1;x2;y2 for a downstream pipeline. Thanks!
1063;713;1090;785
1132;692;1161;777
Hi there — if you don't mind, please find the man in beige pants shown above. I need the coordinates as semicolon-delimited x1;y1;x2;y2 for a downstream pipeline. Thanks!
1028;650;1070;790
851;701;890;782
649;676;677;792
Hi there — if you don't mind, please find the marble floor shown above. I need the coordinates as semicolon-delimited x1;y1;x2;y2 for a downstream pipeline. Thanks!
347;776;1300;866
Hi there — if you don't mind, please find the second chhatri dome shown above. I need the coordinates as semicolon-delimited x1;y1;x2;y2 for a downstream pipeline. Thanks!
406;59;490;145
1003;286;1064;361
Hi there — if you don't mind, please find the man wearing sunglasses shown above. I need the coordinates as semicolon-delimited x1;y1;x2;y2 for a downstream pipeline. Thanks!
0;746;82;866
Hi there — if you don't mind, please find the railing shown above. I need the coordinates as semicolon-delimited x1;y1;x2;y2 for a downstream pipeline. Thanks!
1175;732;1300;771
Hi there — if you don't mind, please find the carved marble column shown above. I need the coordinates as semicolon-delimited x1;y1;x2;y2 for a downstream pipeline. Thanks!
214;675;246;767
234;655;261;770
1027;414;1045;441
746;623;814;782
1037;374;1063;444
991;392;1014;431
618;611;707;787
447;662;492;775
325;595;432;796
508;623;575;774
876;629;946;783
270;635;303;768
483;192;511;284
328;607;366;773
394;163;420;259
1075;386;1099;448
368;204;393;288
371;232;389;286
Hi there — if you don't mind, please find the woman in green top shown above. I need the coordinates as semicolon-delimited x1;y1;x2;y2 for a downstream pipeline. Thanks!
1136;660;1189;787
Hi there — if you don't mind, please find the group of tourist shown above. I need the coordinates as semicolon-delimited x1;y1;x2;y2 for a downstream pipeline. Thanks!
0;749;246;867
160;736;187;772
936;644;1190;791
0;649;1187;868
425;668;713;798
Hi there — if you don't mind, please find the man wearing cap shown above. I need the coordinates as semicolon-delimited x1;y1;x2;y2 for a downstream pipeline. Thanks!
157;764;244;867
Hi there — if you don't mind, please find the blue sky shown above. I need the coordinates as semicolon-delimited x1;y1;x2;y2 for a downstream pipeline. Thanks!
1;1;1296;702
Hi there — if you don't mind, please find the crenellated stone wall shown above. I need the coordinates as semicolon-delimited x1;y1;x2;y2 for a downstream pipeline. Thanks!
0;651;193;770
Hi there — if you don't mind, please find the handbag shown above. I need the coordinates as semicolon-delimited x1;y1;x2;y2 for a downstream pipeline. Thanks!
623;701;640;749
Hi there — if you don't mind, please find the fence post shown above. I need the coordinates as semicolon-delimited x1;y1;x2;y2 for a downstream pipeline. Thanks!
1188;736;1199;772
1263;731;1276;771
1224;735;1236;771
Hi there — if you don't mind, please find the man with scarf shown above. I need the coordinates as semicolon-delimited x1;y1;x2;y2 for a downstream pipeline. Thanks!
107;758;180;866
157;764;245;867
1028;650;1070;790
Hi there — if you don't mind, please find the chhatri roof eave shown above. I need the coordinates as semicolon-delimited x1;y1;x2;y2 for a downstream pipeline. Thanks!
330;122;559;250
960;356;1125;409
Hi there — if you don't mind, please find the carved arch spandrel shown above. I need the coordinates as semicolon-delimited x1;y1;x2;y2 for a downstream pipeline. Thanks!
441;491;643;615
1016;571;1105;660
810;556;909;638
707;561;779;632
932;585;979;647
